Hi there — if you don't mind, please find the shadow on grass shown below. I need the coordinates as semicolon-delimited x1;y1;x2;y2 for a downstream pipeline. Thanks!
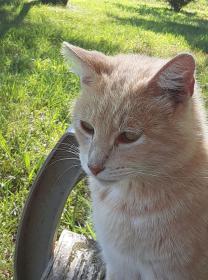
110;3;208;52
114;3;199;19
1;16;121;74
0;0;120;55
0;0;38;38
19;20;121;56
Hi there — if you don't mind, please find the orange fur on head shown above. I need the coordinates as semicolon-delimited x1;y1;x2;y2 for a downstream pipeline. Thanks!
62;42;208;280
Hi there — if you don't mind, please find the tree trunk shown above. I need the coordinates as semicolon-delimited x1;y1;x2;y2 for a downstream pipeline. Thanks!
42;230;105;280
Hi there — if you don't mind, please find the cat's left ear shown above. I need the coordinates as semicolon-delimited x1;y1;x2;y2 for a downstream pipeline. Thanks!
61;42;111;85
149;53;195;103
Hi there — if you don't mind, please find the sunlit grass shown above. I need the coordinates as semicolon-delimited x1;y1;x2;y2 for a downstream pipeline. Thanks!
0;0;208;278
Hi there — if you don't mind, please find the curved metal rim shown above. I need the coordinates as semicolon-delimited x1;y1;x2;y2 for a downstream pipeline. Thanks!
14;131;86;280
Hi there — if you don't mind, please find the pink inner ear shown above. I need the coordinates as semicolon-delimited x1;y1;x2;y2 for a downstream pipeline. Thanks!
187;77;195;96
62;42;113;84
149;54;196;101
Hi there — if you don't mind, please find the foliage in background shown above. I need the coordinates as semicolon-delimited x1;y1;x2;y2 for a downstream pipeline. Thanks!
40;0;67;5
0;0;208;278
166;0;194;12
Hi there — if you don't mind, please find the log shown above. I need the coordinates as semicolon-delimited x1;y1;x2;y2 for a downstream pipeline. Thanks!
41;230;105;280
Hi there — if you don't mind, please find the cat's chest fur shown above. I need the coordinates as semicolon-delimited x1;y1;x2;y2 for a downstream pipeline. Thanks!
90;179;176;258
89;177;208;280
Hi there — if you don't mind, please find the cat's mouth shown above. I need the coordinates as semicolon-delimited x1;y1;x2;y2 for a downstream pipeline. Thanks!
84;167;120;182
93;176;118;183
88;170;127;184
81;160;129;182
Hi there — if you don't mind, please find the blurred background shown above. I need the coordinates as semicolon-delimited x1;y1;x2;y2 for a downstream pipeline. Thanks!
0;0;208;278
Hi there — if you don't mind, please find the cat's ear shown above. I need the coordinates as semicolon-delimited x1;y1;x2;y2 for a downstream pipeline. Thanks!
149;53;195;103
61;42;111;85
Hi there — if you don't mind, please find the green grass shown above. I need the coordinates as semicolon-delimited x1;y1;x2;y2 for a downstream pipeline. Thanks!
0;0;208;278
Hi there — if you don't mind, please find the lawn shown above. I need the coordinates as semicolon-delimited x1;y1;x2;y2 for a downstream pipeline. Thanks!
0;0;208;278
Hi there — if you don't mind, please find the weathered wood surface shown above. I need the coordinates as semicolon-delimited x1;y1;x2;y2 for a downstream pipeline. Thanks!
42;230;105;280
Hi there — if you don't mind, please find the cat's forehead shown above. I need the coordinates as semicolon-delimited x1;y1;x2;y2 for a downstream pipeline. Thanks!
111;54;166;81
81;82;148;130
90;95;139;132
98;55;166;100
77;55;166;128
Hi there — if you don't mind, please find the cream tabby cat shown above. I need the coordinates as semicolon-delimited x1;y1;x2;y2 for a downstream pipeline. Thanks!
62;42;208;280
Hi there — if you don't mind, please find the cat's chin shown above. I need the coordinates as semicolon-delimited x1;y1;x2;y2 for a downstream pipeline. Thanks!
95;177;118;184
82;165;121;183
89;174;125;185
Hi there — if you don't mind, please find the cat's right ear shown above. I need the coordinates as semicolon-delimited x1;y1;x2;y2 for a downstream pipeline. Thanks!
61;42;111;86
148;53;195;104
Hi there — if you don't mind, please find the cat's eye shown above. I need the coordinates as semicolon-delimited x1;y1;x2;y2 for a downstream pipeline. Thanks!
116;131;142;144
80;120;94;135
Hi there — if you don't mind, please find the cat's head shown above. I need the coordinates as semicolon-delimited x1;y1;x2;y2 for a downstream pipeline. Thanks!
62;42;196;183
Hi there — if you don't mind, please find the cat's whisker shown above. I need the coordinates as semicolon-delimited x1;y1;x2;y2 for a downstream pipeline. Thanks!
54;155;79;161
58;145;79;154
52;164;81;187
108;172;134;178
107;167;163;178
52;148;80;156
107;166;208;179
47;157;80;168
130;166;166;177
55;141;80;151
52;146;79;156
127;171;160;177
42;158;80;173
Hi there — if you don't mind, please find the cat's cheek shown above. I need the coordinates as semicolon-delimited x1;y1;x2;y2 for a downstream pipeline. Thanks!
79;150;90;174
75;127;90;146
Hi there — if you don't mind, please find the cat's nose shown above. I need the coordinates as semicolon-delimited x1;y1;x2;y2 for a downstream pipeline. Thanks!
88;164;105;176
